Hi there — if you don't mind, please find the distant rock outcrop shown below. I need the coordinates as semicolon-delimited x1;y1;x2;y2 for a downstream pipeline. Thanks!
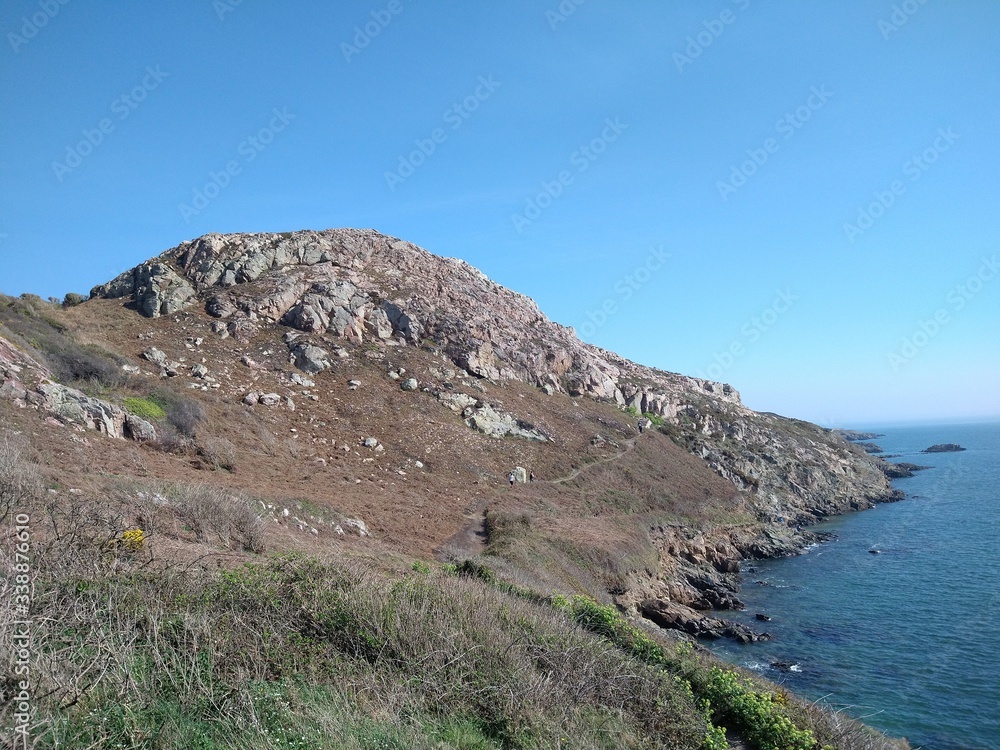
922;444;965;453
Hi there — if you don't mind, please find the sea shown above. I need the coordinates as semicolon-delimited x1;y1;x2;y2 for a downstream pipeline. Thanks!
706;422;999;750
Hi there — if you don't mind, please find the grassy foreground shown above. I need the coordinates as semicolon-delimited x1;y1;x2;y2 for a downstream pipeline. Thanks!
1;529;909;750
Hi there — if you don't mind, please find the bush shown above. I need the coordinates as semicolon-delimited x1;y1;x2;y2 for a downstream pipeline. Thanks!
62;292;87;307
702;668;819;750
150;482;267;552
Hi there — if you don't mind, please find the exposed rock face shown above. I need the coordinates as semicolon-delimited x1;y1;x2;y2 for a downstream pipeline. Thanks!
94;262;195;317
0;334;155;442
89;230;739;417
640;599;770;643
881;462;931;479
463;402;548;441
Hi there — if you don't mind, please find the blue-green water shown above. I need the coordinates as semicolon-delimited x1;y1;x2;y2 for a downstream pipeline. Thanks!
707;423;999;750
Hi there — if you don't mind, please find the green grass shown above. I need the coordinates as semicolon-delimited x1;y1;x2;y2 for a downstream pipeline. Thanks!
19;554;714;750
123;394;168;421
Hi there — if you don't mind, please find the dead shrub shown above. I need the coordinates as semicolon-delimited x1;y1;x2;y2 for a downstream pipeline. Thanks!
198;435;238;471
0;431;41;524
154;482;267;553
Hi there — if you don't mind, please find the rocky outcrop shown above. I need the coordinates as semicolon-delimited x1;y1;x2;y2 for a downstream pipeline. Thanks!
92;262;195;318
1;333;155;442
88;230;740;419
38;383;156;441
463;402;548;441
880;462;931;479
640;599;770;643
833;429;884;441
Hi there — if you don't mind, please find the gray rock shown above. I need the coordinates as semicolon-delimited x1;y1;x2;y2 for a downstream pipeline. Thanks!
291;342;332;374
343;518;369;536
462;403;548;441
363;437;379;448
191;363;209;378
242;392;260;405
438;392;477;413
400;377;418;391
38;383;152;442
125;414;157;442
259;393;281;406
142;347;167;365
91;262;196;318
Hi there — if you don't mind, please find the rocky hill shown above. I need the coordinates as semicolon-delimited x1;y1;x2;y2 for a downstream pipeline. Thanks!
0;229;910;749
8;228;902;618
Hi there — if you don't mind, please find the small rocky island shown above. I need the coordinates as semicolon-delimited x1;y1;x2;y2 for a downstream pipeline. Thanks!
922;444;966;453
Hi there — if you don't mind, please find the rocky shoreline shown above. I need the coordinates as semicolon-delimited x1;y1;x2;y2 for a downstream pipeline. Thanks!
631;457;910;644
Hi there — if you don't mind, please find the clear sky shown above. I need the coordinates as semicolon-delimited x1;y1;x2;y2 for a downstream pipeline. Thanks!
1;1;997;427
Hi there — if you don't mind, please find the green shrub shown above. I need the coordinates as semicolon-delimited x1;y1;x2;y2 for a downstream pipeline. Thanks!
703;668;818;750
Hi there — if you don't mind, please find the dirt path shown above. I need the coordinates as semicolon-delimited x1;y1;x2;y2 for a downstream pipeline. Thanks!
435;496;492;560
437;436;640;560
550;437;637;484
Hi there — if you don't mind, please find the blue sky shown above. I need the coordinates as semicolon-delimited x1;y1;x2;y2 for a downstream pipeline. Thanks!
1;1;997;427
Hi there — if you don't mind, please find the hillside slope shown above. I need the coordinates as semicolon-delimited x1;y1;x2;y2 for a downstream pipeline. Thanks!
0;230;909;749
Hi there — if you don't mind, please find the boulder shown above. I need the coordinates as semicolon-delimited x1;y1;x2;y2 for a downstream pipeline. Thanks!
125;414;157;442
462;403;548;441
291;342;332;374
400;377;418;391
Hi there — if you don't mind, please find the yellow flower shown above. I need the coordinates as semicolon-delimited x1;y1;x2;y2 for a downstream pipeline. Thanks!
121;528;145;552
